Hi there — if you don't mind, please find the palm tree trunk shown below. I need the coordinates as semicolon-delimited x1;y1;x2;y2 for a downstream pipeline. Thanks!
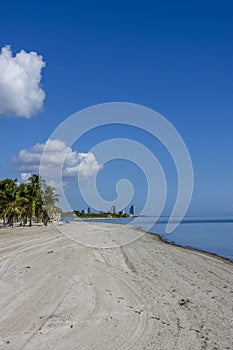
23;216;27;225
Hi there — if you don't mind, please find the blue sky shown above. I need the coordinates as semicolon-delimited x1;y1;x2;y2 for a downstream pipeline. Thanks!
0;0;232;216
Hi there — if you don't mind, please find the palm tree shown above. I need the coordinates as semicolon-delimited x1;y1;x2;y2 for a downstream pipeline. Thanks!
0;175;60;227
42;185;59;222
17;183;30;225
0;180;8;226
26;175;44;226
0;179;20;227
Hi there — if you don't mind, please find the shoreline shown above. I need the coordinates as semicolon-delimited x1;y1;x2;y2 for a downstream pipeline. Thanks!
76;217;233;262
1;220;232;263
78;218;233;263
147;231;233;265
1;220;233;264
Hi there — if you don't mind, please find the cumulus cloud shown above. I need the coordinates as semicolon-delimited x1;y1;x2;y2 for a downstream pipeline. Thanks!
13;139;101;181
0;45;46;118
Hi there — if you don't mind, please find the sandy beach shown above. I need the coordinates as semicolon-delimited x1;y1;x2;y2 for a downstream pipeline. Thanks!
0;222;232;349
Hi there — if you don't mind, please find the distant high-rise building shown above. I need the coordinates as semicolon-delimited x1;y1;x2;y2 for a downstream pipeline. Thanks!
129;205;135;216
111;205;116;214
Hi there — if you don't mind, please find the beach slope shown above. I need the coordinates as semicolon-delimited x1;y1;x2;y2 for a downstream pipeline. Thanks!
0;222;232;349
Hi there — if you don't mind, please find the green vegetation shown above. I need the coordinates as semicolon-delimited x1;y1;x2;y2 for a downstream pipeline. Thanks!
73;210;129;219
61;212;75;219
0;174;60;227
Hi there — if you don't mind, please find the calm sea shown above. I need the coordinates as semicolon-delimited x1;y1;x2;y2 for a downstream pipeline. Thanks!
87;217;233;261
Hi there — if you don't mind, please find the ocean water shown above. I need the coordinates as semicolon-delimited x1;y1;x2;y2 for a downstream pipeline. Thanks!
87;217;233;261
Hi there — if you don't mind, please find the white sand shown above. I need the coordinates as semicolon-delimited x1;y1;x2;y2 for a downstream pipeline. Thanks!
0;222;232;349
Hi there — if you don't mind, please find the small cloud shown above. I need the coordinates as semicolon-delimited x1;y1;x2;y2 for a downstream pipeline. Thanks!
20;172;32;182
13;139;101;182
0;45;46;118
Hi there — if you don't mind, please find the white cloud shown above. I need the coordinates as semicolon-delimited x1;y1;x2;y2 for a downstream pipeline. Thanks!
20;172;32;182
13;139;101;181
0;45;46;118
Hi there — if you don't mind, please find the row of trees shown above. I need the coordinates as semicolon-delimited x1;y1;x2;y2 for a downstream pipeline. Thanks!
73;210;129;219
0;174;60;227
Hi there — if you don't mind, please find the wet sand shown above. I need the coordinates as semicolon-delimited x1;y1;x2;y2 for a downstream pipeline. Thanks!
0;222;232;349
